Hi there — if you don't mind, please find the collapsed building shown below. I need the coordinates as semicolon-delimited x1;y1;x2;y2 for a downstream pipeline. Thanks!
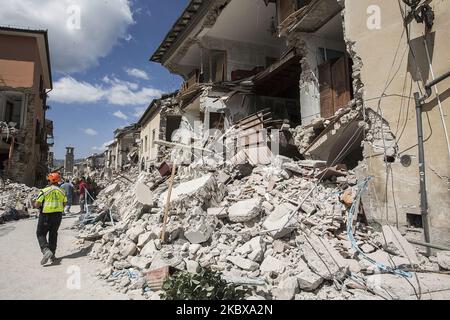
0;26;54;187
105;124;140;173
148;0;450;246
137;92;180;171
75;0;450;300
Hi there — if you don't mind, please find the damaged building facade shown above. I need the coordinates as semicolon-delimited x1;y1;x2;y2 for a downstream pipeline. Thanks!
105;124;140;172
138;92;180;171
149;0;450;245
0;27;53;187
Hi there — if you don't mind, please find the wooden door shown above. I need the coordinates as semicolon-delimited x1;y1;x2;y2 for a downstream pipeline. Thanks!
319;61;334;118
331;56;351;113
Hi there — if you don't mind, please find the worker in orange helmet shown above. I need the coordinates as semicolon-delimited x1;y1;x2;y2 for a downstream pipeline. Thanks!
34;172;67;265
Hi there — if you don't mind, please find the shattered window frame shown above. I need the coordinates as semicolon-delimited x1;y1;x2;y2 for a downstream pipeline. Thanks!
0;91;26;129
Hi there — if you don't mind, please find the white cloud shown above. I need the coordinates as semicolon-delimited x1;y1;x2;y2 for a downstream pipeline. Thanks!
125;68;149;80
84;128;98;136
113;111;128;120
0;0;134;73
50;76;163;106
92;140;115;152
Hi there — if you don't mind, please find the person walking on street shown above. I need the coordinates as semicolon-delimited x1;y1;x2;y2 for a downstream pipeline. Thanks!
34;173;67;266
78;177;88;214
61;179;74;214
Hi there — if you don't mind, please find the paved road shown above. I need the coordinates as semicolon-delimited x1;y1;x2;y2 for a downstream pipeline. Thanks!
0;209;127;300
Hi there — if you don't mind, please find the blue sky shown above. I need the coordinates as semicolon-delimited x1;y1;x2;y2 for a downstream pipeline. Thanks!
1;0;188;159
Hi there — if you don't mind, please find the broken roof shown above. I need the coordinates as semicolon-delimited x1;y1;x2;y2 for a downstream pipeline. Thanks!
0;26;53;90
114;124;139;139
137;91;178;126
150;0;211;64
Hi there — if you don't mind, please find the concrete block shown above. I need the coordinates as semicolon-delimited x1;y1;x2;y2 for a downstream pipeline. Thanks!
228;198;262;223
129;256;152;270
226;256;259;271
436;251;450;270
120;241;137;257
235;236;266;262
262;203;297;239
274;277;299;300
185;260;201;273
127;225;145;243
260;256;286;274
297;269;324;291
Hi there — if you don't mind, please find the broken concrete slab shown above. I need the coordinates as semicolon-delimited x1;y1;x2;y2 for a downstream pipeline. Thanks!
381;226;420;266
366;273;450;300
135;182;154;205
185;260;200;273
260;256;286;274
120;241;137;257
262;203;297;239
297;269;324;292
184;223;214;244
361;244;376;254
235;236;266;262
158;174;216;207
228;198;262;223
298;233;347;281
129;256;152;270
362;250;412;269
137;231;155;248
207;207;228;218
127;225;145;243
437;251;450;270
226;256;259;271
274;276;299;300
140;240;159;257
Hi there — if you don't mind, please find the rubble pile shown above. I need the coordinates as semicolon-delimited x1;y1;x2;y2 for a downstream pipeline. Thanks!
0;181;40;224
76;152;450;300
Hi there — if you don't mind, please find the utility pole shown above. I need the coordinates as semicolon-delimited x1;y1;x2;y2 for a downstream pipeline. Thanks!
414;70;450;256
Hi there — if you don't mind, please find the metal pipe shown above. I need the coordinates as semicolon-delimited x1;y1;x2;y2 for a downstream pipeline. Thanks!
423;38;450;158
414;92;431;256
424;70;450;96
407;239;450;252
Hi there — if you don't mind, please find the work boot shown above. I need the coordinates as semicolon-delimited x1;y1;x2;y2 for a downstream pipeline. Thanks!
49;253;58;264
41;248;53;266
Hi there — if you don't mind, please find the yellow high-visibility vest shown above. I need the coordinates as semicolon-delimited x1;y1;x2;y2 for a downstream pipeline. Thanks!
36;186;67;214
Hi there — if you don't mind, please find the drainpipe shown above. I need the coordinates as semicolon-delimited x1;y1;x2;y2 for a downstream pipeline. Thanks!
414;91;431;256
414;70;450;256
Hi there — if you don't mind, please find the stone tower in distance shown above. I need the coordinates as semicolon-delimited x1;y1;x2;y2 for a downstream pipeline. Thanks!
64;147;75;176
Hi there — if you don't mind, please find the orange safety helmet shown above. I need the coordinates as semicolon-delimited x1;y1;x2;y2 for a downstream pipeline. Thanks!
47;172;61;184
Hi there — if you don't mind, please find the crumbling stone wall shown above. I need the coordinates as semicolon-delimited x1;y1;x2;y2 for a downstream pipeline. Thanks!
157;96;182;163
6;92;41;186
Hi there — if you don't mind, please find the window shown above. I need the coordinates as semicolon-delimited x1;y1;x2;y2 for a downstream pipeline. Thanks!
166;116;182;142
210;50;227;83
152;129;156;144
0;93;24;128
145;136;148;152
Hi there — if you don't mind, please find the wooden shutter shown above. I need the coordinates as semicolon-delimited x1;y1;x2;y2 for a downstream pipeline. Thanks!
319;61;334;118
331;56;351;113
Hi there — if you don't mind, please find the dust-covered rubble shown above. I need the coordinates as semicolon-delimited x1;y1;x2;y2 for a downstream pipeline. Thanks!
74;154;450;301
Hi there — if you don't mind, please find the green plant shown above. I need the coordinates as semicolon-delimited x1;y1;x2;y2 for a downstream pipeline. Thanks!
160;267;246;300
